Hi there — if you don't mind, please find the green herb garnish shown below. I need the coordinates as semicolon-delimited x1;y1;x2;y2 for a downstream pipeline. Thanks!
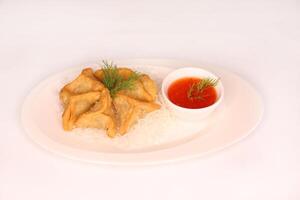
187;78;219;100
102;60;141;97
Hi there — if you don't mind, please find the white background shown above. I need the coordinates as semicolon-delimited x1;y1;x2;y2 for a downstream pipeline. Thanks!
0;0;299;199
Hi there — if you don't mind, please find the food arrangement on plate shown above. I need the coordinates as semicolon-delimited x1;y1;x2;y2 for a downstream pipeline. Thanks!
59;61;223;138
21;59;263;164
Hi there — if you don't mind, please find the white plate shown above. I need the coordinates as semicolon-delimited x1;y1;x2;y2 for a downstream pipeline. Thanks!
21;59;263;165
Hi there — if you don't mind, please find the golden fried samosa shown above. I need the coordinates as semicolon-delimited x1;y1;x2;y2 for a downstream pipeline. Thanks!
91;89;116;125
75;111;116;137
94;67;158;102
75;89;117;137
139;74;158;101
118;80;154;102
62;92;102;131
89;88;111;113
113;94;160;135
60;68;105;107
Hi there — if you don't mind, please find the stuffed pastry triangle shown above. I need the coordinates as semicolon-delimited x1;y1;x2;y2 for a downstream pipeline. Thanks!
94;68;158;102
62;91;102;131
75;89;117;137
113;94;160;135
60;68;105;107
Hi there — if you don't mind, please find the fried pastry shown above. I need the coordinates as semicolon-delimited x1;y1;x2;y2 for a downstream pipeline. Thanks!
94;68;157;102
62;91;102;131
60;68;105;107
139;74;158;101
113;94;160;135
60;64;161;137
75;111;116;137
75;89;117;137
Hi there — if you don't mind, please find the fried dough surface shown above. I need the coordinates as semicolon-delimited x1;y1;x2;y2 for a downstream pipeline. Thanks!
113;94;160;135
60;68;105;107
62;91;102;131
75;88;117;137
94;68;157;102
75;111;116;138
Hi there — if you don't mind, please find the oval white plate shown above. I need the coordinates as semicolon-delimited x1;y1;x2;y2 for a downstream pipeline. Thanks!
21;59;263;165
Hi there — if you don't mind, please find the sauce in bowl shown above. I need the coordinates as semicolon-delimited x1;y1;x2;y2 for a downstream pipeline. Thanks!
167;77;217;109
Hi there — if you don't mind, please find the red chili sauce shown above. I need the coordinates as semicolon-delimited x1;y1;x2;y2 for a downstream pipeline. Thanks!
167;77;217;109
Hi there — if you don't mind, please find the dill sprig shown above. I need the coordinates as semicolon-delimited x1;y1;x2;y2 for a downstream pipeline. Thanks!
187;78;219;99
102;60;120;91
102;60;141;97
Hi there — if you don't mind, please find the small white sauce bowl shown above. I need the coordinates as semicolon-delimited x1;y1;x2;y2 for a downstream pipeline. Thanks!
161;67;224;121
